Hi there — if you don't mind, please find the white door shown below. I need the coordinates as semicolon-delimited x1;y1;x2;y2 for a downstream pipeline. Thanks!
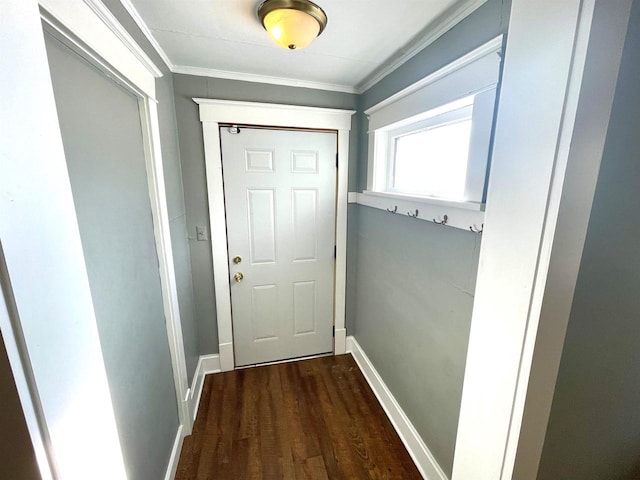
221;126;337;367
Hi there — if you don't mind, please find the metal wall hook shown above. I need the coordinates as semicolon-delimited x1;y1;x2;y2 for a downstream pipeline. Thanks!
433;214;448;225
470;223;484;234
386;205;398;213
407;209;419;218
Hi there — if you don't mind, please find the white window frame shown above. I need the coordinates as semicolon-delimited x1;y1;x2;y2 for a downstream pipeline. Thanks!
359;36;503;231
384;101;474;198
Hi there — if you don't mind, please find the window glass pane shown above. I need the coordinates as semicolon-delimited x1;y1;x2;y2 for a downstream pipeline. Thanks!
392;118;472;200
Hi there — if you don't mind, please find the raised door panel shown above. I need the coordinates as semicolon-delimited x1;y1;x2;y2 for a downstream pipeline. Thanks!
293;281;316;336
247;189;277;264
292;189;318;262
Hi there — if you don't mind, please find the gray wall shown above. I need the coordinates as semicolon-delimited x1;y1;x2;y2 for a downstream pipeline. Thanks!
172;74;359;354
354;207;481;473
45;33;178;480
352;0;511;475
537;2;640;479
0;331;39;480
102;0;200;384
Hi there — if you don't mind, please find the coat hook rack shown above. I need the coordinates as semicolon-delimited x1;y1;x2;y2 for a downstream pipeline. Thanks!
433;214;448;225
386;205;398;213
469;223;484;234
407;209;419;218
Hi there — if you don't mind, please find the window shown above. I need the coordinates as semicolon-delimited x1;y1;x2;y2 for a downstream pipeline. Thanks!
365;37;503;208
387;99;473;201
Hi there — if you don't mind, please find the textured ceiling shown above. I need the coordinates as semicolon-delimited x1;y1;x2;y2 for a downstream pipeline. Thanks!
127;0;482;91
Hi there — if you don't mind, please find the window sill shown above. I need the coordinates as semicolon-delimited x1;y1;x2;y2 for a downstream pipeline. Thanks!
363;190;485;212
351;191;485;232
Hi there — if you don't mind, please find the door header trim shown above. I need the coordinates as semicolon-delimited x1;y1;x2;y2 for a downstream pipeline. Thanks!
195;99;355;130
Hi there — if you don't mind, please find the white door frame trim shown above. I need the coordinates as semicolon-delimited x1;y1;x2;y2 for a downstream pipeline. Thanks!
195;99;355;371
39;0;192;436
452;1;633;478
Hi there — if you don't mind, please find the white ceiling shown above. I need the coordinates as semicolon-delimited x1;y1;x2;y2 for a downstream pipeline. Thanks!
124;0;485;92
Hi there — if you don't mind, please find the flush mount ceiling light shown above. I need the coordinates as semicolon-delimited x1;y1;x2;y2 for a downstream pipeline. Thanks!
257;0;328;50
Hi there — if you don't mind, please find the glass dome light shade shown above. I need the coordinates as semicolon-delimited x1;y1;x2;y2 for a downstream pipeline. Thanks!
263;8;320;50
258;0;327;50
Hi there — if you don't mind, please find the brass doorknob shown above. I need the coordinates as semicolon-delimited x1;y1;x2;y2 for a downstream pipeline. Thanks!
233;272;244;283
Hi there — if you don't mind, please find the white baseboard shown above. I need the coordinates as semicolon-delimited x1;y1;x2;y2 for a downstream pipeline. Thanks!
165;354;221;480
189;354;221;422
164;424;184;480
346;336;448;480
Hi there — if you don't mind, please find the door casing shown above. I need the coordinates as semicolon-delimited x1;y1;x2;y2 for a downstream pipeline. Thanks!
40;0;192;439
196;99;355;371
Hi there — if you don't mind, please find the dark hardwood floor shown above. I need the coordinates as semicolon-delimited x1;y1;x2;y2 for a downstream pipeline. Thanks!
175;354;422;479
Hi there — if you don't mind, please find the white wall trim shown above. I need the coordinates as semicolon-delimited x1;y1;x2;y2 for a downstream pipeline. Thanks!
119;0;489;96
195;99;355;129
174;65;357;94
81;0;162;78
355;0;489;93
346;336;448;480
161;353;221;480
38;0;157;98
364;35;503;116
333;328;347;356
195;99;354;371
0;263;58;480
364;43;501;134
218;342;235;372
356;191;485;232
138;98;192;435
188;354;221;423
2;1;128;477
117;0;174;70
452;1;633;479
41;12;147;101
163;425;184;480
40;0;192;439
502;2;633;478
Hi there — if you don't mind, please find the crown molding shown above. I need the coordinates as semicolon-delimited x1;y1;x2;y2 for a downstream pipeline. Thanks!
355;0;489;94
80;0;162;77
173;65;358;94
115;0;355;94
117;0;174;71
115;0;488;96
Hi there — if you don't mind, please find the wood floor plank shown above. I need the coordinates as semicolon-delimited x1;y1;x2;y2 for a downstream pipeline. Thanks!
268;366;296;479
303;455;330;480
311;359;366;479
330;356;408;478
175;354;422;480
